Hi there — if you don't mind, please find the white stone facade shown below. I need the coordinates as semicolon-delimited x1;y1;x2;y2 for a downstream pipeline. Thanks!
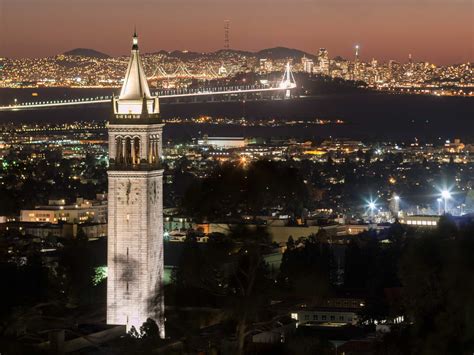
107;32;165;338
108;124;164;166
107;169;165;337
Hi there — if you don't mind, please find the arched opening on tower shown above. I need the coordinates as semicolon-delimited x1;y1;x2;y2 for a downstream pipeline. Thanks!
115;136;123;164
149;136;161;165
114;136;143;167
124;137;132;165
133;137;140;165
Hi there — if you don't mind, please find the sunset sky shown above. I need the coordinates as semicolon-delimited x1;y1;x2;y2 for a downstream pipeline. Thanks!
0;0;472;64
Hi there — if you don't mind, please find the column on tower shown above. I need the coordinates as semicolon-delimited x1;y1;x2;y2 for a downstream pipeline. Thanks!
114;137;120;164
121;138;126;164
150;136;156;164
140;133;146;163
131;138;136;165
157;135;162;159
154;137;159;163
148;137;152;163
134;137;140;165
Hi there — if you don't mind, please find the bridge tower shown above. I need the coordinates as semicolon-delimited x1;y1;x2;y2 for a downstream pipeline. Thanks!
107;31;165;337
280;62;296;99
224;20;230;49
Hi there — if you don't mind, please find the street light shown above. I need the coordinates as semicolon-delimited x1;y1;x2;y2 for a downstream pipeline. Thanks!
441;190;451;214
437;198;442;216
441;190;451;199
367;200;376;219
392;194;401;217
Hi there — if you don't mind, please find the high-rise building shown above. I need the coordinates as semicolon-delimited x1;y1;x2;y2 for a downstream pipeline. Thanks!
301;56;314;74
351;45;361;80
259;58;273;73
370;58;379;84
107;32;165;337
316;48;329;75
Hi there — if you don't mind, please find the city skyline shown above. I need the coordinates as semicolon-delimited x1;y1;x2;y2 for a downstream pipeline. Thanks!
1;0;472;65
0;3;473;350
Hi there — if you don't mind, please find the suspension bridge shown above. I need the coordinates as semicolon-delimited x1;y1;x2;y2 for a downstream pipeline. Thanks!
0;64;296;112
148;62;230;80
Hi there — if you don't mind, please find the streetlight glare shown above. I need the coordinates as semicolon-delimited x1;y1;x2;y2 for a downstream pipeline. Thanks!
441;190;451;199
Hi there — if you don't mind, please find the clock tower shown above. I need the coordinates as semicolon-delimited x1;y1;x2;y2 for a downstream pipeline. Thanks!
107;31;165;338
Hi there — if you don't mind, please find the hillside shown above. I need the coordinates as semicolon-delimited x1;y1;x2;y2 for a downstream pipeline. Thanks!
63;48;110;59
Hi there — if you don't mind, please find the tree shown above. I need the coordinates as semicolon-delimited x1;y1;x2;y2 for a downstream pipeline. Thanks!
119;319;164;354
344;233;403;322
56;236;103;308
279;235;333;302
398;225;474;354
169;226;273;355
170;231;226;307
344;239;367;289
181;161;310;221
139;318;160;339
225;226;273;355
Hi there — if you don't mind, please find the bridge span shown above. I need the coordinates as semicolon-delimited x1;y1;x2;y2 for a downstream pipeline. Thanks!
0;64;297;112
0;83;296;112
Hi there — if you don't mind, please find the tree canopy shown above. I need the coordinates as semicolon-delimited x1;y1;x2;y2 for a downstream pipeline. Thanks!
181;161;310;221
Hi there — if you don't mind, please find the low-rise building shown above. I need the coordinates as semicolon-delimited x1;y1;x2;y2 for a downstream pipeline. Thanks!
20;196;107;224
292;307;359;326
291;298;365;327
399;215;440;227
198;136;247;149
2;221;106;239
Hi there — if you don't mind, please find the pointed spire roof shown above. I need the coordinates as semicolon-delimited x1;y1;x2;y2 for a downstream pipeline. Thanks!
119;31;151;101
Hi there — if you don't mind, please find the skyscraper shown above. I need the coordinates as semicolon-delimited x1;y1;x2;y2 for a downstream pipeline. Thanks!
316;48;330;75
301;55;314;74
106;32;165;337
353;45;360;81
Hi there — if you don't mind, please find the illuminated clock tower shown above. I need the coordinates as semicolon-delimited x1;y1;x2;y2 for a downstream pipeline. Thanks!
107;31;165;337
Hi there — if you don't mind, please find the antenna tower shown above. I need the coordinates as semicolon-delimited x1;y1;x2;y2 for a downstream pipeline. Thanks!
224;20;230;49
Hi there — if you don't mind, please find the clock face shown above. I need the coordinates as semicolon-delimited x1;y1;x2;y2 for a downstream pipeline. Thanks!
117;179;140;205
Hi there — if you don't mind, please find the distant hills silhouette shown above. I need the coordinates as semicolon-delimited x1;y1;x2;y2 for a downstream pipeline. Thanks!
63;47;322;61
63;48;111;59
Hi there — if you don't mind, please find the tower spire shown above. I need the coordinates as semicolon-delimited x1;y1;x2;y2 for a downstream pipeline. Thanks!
132;27;138;50
117;31;152;110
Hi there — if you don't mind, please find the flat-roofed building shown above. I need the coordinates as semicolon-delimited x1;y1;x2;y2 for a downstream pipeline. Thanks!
198;136;247;149
399;215;440;227
292;307;359;326
20;197;107;224
291;298;365;326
